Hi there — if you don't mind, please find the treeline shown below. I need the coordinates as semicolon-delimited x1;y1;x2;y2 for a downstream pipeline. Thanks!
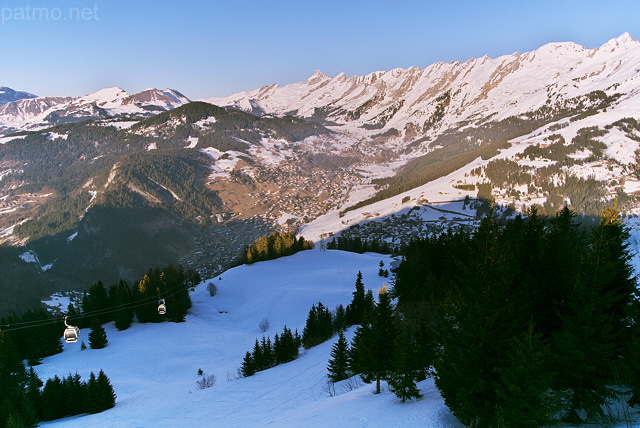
388;206;639;425
72;264;199;328
0;335;115;427
518;127;607;163
340;137;511;216
0;263;197;425
326;236;394;254
240;326;302;376
237;231;314;265
38;370;115;422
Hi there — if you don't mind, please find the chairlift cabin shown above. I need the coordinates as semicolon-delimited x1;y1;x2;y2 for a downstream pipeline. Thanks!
158;299;166;315
63;316;80;343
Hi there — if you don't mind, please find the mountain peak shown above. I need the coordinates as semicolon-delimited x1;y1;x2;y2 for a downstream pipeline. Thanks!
83;87;130;104
0;86;37;105
307;70;329;84
600;32;638;50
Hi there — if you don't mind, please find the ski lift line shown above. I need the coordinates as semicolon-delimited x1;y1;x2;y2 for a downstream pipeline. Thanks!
0;285;184;332
0;281;193;332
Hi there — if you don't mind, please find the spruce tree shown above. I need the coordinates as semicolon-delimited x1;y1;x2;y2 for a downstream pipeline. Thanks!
0;333;38;427
434;210;526;426
362;289;376;325
96;370;116;411
40;375;64;421
332;304;347;332
327;331;351;383
352;285;396;394
88;318;108;349
302;302;333;349
388;321;423;402
252;339;264;371
113;280;134;331
346;271;365;325
493;325;557;427
241;351;256;377
84;372;101;414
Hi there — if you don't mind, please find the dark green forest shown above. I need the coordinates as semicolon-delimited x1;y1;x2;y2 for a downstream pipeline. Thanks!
333;205;640;426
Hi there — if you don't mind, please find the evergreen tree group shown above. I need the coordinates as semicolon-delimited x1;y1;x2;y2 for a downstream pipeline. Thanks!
326;236;393;254
389;205;639;426
0;308;62;366
241;326;302;377
75;263;198;328
38;370;116;422
237;231;314;265
0;334;116;427
302;302;333;349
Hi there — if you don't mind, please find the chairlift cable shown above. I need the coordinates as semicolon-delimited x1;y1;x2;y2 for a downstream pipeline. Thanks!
0;280;196;332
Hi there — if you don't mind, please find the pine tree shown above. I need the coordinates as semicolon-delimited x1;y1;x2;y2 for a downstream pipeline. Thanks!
252;339;264;371
0;333;38;427
40;375;64;421
327;331;351;383
88;318;108;349
551;203;635;423
82;281;111;323
302;302;333;349
241;351;256;377
25;367;42;420
332;304;347;332
434;210;526;426
112;280;134;331
493;324;557;427
96;370;116;411
362;289;376;325
346;271;365;326
351;285;397;394
261;336;274;369
84;372;100;414
388;321;423;402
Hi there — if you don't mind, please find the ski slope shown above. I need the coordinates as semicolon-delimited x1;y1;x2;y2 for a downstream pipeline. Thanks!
35;250;462;427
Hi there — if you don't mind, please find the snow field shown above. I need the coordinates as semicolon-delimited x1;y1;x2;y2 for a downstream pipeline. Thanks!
36;250;461;427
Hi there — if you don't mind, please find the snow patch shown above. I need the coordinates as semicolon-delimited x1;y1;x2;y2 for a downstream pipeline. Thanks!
185;136;198;149
19;250;38;263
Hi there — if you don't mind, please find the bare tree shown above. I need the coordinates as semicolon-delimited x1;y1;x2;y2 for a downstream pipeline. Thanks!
196;373;216;390
259;317;270;332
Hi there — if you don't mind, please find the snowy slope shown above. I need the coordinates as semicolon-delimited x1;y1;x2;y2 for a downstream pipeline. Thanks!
207;33;640;137
35;250;462;427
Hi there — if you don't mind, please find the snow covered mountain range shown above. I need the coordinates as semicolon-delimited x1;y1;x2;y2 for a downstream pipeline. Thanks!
207;33;640;139
0;87;190;135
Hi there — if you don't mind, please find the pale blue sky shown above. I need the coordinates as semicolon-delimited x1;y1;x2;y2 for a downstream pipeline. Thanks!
1;0;638;99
